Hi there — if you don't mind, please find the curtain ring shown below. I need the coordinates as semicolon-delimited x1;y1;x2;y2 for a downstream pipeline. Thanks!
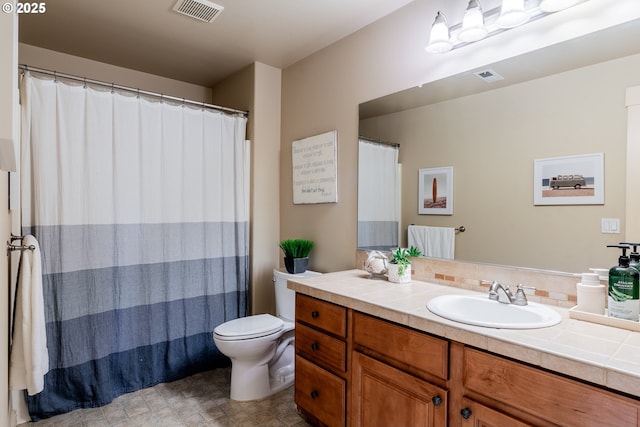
53;71;57;83
136;88;140;99
111;83;114;94
83;77;87;89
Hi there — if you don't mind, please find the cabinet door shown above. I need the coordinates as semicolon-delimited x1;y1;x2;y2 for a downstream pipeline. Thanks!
351;352;447;427
459;398;534;427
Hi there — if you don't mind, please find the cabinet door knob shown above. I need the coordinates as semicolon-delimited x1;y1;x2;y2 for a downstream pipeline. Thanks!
431;395;442;406
311;311;319;318
460;407;472;420
310;390;319;399
311;342;319;351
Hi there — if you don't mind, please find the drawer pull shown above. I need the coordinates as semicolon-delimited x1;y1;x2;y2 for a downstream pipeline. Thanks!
311;311;319;318
460;407;472;420
311;342;319;351
310;390;319;399
432;395;442;406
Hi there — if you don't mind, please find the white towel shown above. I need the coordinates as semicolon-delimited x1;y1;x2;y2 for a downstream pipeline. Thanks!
408;225;455;260
9;235;49;395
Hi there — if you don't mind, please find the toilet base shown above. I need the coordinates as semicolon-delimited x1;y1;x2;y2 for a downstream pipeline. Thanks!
229;336;295;401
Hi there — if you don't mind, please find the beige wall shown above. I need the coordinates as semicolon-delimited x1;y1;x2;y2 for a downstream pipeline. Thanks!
212;63;283;315
360;53;640;272
280;1;640;274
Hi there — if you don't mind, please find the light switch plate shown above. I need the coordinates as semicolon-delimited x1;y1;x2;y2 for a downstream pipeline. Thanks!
601;218;620;234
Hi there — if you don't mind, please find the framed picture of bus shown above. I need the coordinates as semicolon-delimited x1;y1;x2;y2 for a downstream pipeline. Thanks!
534;153;604;205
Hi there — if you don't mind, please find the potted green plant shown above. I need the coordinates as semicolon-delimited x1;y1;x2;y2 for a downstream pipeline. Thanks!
407;246;422;257
279;238;314;274
388;248;412;283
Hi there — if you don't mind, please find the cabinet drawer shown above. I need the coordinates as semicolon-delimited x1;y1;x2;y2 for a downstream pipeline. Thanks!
295;354;346;427
296;322;347;372
296;294;347;338
464;347;640;427
353;311;448;380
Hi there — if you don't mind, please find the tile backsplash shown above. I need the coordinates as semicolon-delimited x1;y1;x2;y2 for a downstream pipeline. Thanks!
356;250;589;308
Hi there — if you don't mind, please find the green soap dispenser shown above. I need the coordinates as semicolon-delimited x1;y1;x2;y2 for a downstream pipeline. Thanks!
607;245;640;321
621;242;640;273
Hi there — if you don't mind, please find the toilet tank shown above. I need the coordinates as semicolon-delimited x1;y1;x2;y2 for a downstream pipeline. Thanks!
273;268;321;322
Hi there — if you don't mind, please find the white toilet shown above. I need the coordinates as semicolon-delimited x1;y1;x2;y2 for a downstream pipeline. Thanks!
213;268;320;401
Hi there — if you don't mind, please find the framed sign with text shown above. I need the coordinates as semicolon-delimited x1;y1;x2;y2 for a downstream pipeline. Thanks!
292;130;338;204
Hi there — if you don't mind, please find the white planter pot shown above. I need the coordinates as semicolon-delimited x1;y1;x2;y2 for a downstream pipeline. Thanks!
387;263;411;283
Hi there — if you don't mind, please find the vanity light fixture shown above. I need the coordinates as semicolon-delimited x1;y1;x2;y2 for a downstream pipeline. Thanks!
425;0;590;54
496;0;529;28
458;0;488;43
425;11;453;53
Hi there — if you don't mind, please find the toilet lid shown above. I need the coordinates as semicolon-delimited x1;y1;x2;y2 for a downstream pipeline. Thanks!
214;314;284;340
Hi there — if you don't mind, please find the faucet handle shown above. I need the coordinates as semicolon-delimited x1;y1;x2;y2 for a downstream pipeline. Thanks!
513;284;536;306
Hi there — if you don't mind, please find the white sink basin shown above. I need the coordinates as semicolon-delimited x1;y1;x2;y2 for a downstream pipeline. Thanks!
426;294;562;329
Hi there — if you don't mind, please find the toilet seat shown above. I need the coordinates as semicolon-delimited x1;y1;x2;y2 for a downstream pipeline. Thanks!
214;314;284;341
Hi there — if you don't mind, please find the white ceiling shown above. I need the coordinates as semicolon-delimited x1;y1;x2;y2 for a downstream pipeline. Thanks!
18;0;414;87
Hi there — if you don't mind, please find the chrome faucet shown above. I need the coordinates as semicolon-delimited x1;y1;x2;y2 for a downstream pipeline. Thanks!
482;280;536;306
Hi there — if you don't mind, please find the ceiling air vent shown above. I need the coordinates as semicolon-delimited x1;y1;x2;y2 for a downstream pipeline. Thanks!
173;0;224;23
474;69;504;83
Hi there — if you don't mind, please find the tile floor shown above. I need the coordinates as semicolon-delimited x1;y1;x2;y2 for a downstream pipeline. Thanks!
19;367;310;427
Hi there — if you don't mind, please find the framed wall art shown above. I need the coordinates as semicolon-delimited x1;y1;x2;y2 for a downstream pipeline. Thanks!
533;153;604;205
292;130;338;204
418;166;453;215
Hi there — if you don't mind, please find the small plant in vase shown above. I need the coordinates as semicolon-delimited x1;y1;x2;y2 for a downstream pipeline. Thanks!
407;246;422;257
279;238;314;274
388;248;412;283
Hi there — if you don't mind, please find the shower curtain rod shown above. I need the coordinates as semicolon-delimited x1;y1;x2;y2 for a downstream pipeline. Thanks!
359;135;400;148
19;64;249;117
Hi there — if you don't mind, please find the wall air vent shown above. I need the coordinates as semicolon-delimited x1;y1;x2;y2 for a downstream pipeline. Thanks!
474;69;504;83
173;0;224;23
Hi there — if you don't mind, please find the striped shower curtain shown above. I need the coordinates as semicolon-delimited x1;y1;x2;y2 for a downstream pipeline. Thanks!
19;72;249;420
357;139;400;250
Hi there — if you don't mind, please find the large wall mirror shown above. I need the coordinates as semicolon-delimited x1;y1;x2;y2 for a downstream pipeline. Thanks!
358;19;640;273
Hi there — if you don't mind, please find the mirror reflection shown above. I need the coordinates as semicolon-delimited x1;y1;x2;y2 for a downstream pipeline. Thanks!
358;21;640;273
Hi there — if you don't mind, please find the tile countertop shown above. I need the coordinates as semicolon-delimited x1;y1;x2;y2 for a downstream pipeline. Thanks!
287;269;640;398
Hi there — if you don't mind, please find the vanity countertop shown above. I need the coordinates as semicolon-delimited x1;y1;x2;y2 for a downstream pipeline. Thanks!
287;269;640;397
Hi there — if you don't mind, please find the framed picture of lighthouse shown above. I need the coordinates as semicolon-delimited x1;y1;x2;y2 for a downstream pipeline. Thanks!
418;166;453;215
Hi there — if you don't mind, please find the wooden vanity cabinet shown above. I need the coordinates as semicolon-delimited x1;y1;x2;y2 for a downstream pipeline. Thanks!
294;292;640;427
294;294;348;426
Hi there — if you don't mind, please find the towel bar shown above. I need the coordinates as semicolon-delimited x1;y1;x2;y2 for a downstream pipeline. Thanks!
6;242;35;254
410;224;466;233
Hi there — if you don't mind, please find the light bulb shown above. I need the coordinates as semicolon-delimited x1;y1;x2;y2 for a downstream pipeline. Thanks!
425;12;452;53
497;0;529;28
458;0;488;43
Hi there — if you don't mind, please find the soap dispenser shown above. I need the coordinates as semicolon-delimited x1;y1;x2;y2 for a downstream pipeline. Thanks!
621;242;640;273
607;245;640;321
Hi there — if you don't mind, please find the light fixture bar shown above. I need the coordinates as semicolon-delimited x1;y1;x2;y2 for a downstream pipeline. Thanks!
427;0;591;53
